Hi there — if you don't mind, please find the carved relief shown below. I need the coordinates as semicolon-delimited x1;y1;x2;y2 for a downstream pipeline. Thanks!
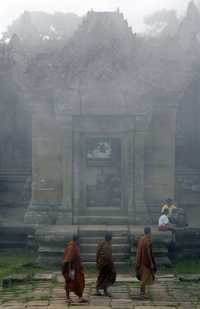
87;137;113;161
86;137;121;207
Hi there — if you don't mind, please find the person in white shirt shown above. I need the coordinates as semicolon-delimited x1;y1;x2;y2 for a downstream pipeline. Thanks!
158;209;169;231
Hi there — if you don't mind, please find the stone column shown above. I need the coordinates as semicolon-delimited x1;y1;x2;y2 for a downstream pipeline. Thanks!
72;126;82;224
24;113;63;225
57;118;73;224
126;131;134;221
134;116;149;224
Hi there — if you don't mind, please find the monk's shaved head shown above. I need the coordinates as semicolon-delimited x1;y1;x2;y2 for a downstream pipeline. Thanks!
144;227;151;235
73;234;79;242
105;232;112;241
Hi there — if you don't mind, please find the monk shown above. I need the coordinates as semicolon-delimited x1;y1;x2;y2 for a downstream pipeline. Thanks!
96;232;116;297
62;234;87;303
136;227;157;299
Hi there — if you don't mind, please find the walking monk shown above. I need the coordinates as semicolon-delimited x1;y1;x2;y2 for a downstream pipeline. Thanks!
62;234;87;303
96;232;116;297
136;227;157;299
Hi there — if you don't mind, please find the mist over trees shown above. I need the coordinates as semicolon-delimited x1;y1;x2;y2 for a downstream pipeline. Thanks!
144;9;180;37
0;1;200;220
2;11;82;47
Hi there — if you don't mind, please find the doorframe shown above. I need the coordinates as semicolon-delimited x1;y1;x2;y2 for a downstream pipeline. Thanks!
72;115;136;223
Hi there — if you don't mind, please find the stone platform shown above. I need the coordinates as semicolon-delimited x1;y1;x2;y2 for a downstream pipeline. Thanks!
35;225;172;268
1;272;200;308
0;224;35;250
1;224;200;270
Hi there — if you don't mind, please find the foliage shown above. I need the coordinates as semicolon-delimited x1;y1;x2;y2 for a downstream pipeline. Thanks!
0;250;40;279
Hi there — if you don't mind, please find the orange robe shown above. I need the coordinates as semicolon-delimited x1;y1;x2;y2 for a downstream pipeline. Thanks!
136;235;156;287
62;241;85;298
96;240;116;289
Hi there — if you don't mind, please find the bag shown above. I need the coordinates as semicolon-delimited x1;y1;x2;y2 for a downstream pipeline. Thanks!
69;267;75;280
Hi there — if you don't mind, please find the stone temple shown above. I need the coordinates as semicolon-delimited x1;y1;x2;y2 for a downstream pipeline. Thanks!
0;4;200;228
25;11;176;226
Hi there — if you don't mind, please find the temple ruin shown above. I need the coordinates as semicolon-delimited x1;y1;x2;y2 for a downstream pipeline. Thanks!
0;5;200;227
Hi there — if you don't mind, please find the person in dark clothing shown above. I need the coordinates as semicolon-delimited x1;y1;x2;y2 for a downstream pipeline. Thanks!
96;232;116;297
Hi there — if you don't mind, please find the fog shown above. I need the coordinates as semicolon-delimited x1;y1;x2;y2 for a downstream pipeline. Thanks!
0;0;200;289
0;0;198;35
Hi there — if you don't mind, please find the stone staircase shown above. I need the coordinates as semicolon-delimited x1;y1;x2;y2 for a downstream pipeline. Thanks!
128;226;172;267
35;225;173;269
79;226;130;269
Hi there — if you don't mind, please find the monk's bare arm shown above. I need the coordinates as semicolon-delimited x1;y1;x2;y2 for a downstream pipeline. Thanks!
147;247;154;270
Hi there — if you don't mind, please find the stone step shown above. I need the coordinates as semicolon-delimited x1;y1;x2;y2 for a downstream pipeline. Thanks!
80;243;129;254
37;255;128;268
37;251;129;265
79;228;129;238
132;248;168;258
80;236;129;244
80;207;126;216
81;253;129;262
131;256;172;267
82;261;128;269
37;252;170;268
78;216;129;225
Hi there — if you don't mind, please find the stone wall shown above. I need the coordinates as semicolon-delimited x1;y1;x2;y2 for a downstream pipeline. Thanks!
174;228;200;261
0;224;36;250
145;104;177;223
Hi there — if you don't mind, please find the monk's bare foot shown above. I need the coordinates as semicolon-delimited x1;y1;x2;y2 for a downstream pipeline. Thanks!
140;294;145;300
95;289;103;296
140;293;149;300
104;289;112;297
78;297;88;303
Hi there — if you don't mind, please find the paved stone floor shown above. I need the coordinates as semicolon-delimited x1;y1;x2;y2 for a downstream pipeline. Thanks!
0;273;199;309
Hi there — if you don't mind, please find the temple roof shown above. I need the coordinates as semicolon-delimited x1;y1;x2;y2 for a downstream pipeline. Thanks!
72;10;134;44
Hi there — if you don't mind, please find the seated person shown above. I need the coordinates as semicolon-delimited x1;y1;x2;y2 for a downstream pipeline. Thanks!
168;199;177;216
158;209;170;231
168;207;178;224
161;198;176;216
161;203;169;214
168;206;188;227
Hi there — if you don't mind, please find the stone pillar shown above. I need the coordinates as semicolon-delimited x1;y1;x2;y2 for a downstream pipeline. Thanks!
72;126;82;224
24;113;63;225
134;116;149;224
126;131;134;221
168;106;176;200
57;118;73;224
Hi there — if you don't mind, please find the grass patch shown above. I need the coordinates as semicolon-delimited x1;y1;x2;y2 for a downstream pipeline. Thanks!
174;260;200;274
0;249;40;280
0;250;60;305
0;282;32;304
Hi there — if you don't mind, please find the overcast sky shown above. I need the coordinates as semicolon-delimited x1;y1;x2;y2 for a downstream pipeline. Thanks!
0;0;198;34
